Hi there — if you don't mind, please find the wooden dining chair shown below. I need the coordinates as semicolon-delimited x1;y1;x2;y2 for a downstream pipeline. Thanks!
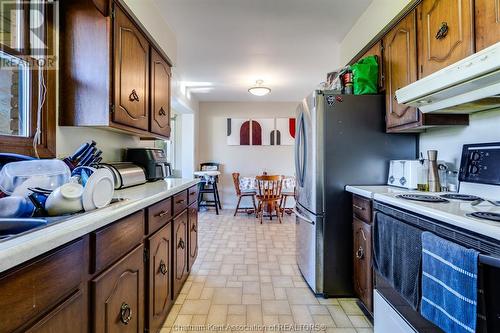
255;175;283;224
280;177;296;217
232;173;257;216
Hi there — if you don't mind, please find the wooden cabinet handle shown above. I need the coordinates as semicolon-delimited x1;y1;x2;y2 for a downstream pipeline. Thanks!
159;260;168;275
120;302;132;325
156;210;169;218
355;246;365;259
129;89;140;102
435;22;449;40
178;238;185;249
353;204;365;211
159;107;167;116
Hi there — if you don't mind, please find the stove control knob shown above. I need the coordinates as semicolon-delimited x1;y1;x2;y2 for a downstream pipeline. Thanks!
471;165;479;174
471;152;481;161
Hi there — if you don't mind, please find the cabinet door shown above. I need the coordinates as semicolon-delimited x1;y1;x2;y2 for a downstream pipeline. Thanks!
417;0;474;78
150;48;171;138
113;5;149;131
475;0;500;51
353;218;373;313
92;245;144;333
147;222;173;332
25;290;86;333
384;11;420;130
188;202;198;271
173;210;188;298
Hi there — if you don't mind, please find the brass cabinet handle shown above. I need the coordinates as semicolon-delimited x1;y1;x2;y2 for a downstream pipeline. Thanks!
159;260;168;275
191;224;197;232
353;204;365;211
355;246;365;259
129;89;140;102
178;238;185;249
120;302;132;325
435;22;449;40
159;107;167;116
176;199;185;204
156;210;169;218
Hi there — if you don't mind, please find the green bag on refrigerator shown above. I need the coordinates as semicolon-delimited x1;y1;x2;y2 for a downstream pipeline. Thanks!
351;55;379;95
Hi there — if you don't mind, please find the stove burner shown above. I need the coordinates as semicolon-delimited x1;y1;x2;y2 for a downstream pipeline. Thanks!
440;194;482;201
397;194;449;203
468;212;500;222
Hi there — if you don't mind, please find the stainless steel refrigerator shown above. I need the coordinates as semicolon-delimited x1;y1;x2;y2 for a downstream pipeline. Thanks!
295;91;417;297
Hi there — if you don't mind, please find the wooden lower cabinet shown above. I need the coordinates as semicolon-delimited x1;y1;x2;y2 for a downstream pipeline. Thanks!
92;244;144;333
173;210;189;298
188;202;198;271
147;221;173;332
353;217;373;313
25;290;86;333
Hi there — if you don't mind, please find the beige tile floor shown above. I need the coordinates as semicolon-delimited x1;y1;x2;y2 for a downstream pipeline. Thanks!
162;210;373;333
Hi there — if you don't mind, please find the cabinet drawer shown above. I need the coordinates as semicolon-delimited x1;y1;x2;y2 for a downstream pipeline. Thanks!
92;244;144;333
91;210;144;273
188;185;199;205
352;195;372;223
0;239;84;332
173;191;188;217
147;197;172;235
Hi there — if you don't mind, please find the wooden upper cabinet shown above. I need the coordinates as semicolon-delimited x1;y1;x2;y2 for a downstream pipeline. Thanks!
113;5;149;131
475;0;500;51
150;48;172;138
417;0;475;78
384;10;419;130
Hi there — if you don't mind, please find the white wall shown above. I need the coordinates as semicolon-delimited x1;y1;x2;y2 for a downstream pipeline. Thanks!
339;0;413;65
420;109;500;168
198;102;297;208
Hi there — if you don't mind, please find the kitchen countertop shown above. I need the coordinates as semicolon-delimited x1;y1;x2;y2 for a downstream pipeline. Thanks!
345;185;500;241
0;178;199;273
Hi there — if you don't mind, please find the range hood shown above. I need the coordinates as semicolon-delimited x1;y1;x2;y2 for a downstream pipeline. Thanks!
396;42;500;114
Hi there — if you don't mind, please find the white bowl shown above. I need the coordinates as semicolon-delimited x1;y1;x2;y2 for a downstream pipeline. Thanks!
45;183;84;216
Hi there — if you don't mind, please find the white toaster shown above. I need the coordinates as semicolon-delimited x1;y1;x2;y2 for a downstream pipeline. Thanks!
387;160;421;189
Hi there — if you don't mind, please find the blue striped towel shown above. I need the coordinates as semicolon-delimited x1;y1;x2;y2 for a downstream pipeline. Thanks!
420;232;479;333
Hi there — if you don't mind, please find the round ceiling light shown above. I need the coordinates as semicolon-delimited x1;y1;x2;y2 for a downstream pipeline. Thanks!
248;80;271;96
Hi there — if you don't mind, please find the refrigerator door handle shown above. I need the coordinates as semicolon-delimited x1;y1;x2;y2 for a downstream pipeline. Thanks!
294;209;315;225
295;113;303;187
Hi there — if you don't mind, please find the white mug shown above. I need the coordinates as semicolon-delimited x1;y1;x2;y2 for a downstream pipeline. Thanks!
45;183;84;216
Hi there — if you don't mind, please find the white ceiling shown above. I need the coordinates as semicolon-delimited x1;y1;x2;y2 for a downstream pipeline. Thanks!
154;0;372;102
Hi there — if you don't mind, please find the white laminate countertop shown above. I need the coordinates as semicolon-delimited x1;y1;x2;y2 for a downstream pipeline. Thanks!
345;185;500;241
0;178;199;273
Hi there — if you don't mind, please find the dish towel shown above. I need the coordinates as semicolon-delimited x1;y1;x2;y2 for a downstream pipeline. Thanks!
420;232;479;333
373;212;422;310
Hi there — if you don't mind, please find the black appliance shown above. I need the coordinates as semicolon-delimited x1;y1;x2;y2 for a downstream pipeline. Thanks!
125;148;171;181
294;91;417;297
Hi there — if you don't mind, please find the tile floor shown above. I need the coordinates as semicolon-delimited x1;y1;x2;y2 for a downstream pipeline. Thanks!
162;210;373;333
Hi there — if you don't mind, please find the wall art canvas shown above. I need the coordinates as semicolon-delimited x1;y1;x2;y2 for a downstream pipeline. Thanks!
274;118;296;146
227;118;251;145
227;117;295;146
251;118;274;146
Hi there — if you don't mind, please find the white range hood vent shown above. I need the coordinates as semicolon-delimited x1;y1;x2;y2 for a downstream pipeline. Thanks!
396;42;500;114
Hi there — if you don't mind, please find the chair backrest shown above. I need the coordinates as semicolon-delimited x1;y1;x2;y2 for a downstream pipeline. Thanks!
256;175;283;199
200;162;220;171
232;173;241;196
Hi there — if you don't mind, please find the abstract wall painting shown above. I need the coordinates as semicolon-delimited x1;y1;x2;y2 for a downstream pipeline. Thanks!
227;117;296;146
226;118;250;145
274;118;296;146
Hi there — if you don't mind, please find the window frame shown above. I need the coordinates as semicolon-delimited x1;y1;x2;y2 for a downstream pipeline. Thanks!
0;1;56;158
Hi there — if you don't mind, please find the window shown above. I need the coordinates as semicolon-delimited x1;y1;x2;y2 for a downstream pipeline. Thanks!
0;0;56;157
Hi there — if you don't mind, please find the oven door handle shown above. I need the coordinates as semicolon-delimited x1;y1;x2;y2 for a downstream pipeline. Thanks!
479;254;500;269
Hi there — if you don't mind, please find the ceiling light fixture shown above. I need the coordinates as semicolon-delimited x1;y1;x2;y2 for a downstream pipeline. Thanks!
248;80;271;96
